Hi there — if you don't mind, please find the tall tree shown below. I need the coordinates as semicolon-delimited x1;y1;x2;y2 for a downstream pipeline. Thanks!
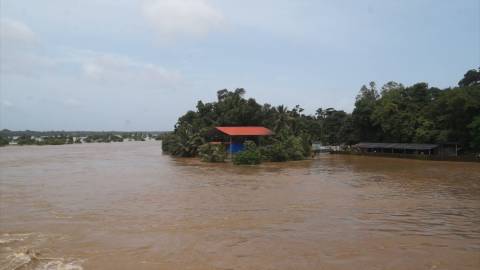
458;68;480;87
352;82;380;141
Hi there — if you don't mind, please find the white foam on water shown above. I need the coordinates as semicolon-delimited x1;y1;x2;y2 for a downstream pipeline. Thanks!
1;251;33;270
0;233;83;270
37;260;84;270
1;251;84;270
0;233;32;244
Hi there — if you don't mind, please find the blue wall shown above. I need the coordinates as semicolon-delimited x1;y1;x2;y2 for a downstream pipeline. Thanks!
229;142;244;153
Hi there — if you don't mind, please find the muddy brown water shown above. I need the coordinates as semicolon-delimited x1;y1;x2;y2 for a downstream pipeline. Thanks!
0;141;479;270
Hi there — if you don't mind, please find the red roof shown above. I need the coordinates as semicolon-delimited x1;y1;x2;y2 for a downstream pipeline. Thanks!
215;126;273;136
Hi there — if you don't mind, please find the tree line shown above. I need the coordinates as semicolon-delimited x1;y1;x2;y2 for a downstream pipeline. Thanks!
0;132;164;146
162;68;480;162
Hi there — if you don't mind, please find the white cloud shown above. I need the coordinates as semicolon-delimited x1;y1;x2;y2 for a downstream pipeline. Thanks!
77;51;182;89
63;98;82;107
1;100;14;108
0;18;55;76
0;18;36;47
141;0;224;39
0;18;182;90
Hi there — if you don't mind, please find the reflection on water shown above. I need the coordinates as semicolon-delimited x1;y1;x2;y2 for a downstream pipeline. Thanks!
0;141;479;269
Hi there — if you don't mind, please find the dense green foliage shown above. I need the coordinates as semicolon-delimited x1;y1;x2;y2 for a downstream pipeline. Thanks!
233;141;262;165
352;70;480;149
42;135;74;145
162;88;315;160
121;133;149;141
468;116;480;150
161;125;204;157
198;143;226;162
0;129;165;138
4;132;157;146
259;131;309;161
164;69;480;162
16;135;40;145
15;135;76;145
0;136;9;146
155;132;172;141
85;134;123;143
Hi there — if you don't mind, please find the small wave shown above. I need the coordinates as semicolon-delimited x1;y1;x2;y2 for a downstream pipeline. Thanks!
36;260;83;270
1;249;37;270
1;252;32;270
0;232;83;270
0;249;83;270
0;233;32;245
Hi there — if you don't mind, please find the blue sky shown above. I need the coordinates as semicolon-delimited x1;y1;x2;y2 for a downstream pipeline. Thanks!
1;0;478;131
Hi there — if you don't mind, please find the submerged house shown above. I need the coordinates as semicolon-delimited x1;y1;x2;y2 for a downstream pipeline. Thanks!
209;126;273;154
354;142;460;156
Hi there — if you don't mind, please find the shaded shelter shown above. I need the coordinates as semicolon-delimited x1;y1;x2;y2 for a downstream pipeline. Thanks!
355;142;439;155
209;126;273;155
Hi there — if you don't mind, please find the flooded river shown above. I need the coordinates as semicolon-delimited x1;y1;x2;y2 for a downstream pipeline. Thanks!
0;141;479;269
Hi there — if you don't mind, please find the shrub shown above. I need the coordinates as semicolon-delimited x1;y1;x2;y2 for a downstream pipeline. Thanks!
198;143;226;162
0;136;9;146
259;136;306;162
299;132;312;157
16;135;36;145
233;150;262;165
161;126;203;157
285;136;305;160
260;142;288;162
161;133;178;153
233;141;262;165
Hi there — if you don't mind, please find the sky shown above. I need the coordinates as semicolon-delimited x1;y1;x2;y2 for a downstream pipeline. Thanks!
0;0;479;131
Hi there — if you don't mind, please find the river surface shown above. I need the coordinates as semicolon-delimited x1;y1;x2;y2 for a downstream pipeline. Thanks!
0;141;479;270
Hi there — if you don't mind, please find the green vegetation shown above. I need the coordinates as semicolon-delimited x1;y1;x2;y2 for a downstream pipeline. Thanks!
0;129;166;138
0;131;167;146
260;132;309;161
353;69;480;150
0;136;10;146
16;135;37;145
122;133;147;141
41;135;73;145
164;69;480;163
84;134;123;143
155;132;173;141
161;125;203;157
162;88;315;161
468;116;480;150
198;143;226;162
2;69;478;156
233;141;262;165
14;135;76;145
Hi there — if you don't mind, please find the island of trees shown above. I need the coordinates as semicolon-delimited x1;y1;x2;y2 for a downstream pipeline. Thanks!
0;131;167;146
162;69;480;164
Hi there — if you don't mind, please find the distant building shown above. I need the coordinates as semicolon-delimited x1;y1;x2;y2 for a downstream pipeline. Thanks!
354;142;460;156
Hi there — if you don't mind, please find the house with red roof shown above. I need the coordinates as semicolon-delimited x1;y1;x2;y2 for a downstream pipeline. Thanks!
210;126;274;154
